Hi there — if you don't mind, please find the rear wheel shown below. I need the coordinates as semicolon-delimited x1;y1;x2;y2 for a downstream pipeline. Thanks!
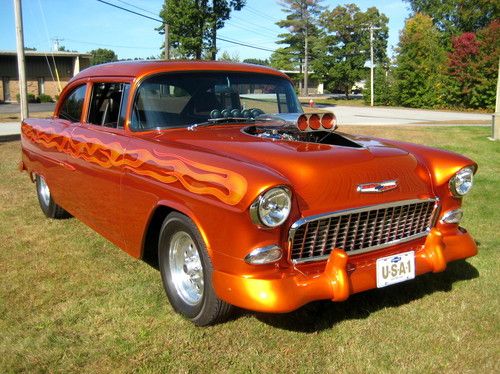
35;175;70;219
158;212;233;326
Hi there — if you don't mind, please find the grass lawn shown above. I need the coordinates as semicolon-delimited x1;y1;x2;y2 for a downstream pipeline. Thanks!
0;126;498;373
299;97;366;107
0;111;53;123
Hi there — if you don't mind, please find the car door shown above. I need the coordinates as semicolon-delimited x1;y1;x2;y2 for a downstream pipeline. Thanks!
28;83;87;209
63;80;131;249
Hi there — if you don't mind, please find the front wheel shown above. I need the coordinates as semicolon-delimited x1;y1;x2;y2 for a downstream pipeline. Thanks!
158;212;233;326
35;175;71;219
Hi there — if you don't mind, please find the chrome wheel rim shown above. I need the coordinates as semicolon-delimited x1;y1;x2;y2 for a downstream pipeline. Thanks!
169;231;204;306
38;176;50;207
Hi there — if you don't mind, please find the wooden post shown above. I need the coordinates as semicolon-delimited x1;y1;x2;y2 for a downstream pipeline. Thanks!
13;0;28;120
492;58;500;140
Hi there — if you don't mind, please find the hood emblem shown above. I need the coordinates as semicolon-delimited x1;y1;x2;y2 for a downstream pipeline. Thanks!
357;180;398;193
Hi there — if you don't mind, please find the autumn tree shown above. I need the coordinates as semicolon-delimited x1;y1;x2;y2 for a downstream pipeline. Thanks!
394;13;447;108
159;0;245;60
448;20;500;109
404;0;499;40
275;0;324;95
89;48;118;65
313;4;389;98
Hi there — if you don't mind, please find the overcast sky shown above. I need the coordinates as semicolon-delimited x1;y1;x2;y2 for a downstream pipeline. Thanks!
0;0;410;60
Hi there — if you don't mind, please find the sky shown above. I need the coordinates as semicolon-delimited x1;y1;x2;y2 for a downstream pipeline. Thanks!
0;0;411;61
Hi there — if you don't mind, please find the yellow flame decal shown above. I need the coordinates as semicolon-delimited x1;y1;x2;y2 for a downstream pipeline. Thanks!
22;124;247;206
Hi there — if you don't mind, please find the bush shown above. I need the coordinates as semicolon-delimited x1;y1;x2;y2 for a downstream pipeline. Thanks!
38;94;53;103
16;93;38;103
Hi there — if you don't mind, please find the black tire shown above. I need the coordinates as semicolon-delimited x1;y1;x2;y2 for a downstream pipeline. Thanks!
35;175;71;219
158;212;233;326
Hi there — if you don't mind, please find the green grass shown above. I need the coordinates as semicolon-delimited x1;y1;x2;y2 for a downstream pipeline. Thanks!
299;97;366;107
1;126;499;373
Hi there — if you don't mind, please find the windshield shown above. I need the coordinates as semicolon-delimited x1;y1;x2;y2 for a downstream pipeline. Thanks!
131;72;302;130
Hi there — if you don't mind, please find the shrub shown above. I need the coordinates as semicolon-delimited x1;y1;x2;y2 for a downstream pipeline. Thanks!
38;94;53;103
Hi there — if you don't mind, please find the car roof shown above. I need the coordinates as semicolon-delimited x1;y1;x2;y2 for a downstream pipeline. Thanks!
73;60;290;81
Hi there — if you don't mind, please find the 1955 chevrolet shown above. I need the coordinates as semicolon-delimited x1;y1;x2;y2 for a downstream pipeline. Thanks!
20;61;477;325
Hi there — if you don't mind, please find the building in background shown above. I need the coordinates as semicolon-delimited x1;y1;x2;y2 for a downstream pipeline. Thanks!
0;50;91;102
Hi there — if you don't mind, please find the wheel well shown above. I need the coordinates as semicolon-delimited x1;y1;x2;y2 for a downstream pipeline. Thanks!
142;205;173;269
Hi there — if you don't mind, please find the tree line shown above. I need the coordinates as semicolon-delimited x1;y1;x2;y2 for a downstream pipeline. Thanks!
87;0;499;111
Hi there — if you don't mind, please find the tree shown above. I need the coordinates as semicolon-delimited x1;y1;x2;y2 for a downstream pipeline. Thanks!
219;50;240;62
159;0;245;60
269;48;297;70
474;20;500;110
363;66;395;106
89;48;118;65
447;20;500;110
275;0;324;95
404;0;500;41
242;58;270;66
393;13;447;108
313;4;389;98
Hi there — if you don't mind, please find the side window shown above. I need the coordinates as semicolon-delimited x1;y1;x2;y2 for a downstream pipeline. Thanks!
59;85;86;122
88;83;129;128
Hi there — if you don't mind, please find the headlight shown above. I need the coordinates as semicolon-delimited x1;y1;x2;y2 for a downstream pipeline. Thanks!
449;167;474;197
250;187;291;228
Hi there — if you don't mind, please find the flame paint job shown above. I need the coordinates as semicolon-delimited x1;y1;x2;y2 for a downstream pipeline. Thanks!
22;123;247;206
20;61;479;314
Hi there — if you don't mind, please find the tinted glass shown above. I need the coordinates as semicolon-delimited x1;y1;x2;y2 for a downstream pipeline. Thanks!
131;72;302;130
88;83;129;128
59;85;86;122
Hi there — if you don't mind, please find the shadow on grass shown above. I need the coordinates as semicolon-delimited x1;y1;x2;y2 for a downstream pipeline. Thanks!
251;260;478;333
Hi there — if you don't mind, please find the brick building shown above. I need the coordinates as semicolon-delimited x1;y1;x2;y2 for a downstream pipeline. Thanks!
0;50;91;102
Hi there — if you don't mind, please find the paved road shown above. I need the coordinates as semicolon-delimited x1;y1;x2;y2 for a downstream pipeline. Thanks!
0;107;493;139
0;103;55;114
324;105;492;126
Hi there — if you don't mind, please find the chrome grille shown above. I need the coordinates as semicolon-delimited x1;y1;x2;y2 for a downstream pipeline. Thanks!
289;199;438;263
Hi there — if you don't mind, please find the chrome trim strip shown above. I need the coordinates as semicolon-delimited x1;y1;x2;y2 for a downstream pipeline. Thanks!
288;198;439;264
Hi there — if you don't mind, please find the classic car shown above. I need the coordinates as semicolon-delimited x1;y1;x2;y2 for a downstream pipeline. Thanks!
20;61;478;326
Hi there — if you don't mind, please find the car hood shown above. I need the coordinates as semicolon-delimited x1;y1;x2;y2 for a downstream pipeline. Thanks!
149;124;434;216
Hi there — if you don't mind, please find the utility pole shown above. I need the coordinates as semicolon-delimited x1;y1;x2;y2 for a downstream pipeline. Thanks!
13;0;28;120
370;25;374;107
304;26;308;96
164;23;170;60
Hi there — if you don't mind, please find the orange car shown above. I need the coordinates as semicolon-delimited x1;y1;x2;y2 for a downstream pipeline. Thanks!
20;61;477;325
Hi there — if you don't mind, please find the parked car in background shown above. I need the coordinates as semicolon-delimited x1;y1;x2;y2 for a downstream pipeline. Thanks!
20;61;478;325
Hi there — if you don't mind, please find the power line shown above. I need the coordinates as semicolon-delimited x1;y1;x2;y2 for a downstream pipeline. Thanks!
96;0;164;23
65;38;159;50
113;0;159;17
95;0;289;54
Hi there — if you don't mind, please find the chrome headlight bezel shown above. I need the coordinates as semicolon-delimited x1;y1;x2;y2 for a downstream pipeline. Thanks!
449;166;475;197
250;186;292;228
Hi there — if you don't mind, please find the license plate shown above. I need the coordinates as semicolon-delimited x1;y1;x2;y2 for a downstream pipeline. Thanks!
376;251;415;288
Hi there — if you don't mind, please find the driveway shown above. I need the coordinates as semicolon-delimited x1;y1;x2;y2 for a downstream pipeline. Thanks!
325;106;492;126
